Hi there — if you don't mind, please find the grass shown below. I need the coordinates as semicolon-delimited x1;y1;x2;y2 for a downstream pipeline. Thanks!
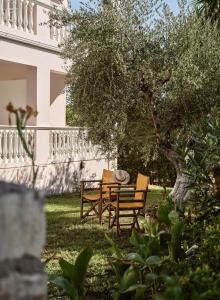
43;185;169;299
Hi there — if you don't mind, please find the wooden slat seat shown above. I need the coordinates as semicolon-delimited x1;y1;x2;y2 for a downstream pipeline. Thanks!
80;169;118;224
83;193;111;201
110;201;144;209
108;173;150;236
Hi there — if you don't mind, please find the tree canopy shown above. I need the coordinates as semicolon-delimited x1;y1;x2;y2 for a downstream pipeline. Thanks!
50;0;220;200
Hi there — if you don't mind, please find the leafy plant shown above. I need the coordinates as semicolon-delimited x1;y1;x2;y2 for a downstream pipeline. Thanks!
105;217;164;300
186;109;220;220
49;247;93;300
6;102;38;187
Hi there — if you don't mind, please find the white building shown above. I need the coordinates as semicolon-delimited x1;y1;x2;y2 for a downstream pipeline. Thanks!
0;0;112;193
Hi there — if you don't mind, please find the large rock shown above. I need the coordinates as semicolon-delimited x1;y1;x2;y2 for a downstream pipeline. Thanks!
0;182;46;300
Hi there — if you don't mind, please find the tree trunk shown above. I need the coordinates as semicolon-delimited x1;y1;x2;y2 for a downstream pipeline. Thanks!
140;73;190;204
159;143;191;205
169;172;191;205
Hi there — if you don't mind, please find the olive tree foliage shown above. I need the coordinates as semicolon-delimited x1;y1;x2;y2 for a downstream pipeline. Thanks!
194;0;220;20
49;0;220;202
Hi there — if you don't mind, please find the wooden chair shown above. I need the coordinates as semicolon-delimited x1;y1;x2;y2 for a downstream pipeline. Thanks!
80;169;118;224
108;173;150;236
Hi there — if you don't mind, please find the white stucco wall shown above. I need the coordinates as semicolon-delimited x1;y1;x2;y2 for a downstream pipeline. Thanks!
0;158;113;195
0;80;27;125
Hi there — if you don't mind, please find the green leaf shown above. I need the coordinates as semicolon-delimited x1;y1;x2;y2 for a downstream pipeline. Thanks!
157;205;171;226
145;272;158;281
122;284;147;294
168;211;179;225
120;266;140;292
125;252;145;264
49;276;79;300
59;258;74;280
105;234;123;259
72;247;93;290
130;229;143;247
145;256;161;266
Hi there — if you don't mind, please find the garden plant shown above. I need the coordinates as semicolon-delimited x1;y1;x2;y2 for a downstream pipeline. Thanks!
44;0;220;299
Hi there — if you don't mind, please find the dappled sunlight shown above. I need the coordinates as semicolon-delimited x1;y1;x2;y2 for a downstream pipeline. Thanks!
44;190;165;298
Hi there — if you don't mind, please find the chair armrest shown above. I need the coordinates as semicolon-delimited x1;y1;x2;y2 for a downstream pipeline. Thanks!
118;184;136;188
83;187;100;191
80;179;102;183
114;189;151;193
99;182;120;186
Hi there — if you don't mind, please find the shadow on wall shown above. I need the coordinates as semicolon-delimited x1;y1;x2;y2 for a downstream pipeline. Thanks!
0;158;108;195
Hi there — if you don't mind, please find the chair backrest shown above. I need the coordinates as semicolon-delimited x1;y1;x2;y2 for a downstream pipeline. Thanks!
102;169;113;193
135;173;150;201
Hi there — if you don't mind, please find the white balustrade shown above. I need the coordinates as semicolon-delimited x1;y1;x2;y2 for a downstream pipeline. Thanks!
0;0;36;33
0;127;35;164
0;127;102;165
50;25;68;44
0;0;69;46
50;129;101;161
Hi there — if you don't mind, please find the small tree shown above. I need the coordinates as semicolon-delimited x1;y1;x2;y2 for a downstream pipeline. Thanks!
50;0;220;203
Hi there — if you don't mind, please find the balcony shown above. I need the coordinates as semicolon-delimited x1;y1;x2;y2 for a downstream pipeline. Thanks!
0;125;112;194
0;0;68;52
0;126;101;165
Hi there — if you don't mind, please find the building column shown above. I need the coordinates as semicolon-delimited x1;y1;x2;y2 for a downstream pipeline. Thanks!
35;65;50;164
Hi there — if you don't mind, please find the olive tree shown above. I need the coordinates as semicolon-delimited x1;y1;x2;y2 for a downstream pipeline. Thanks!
50;0;220;204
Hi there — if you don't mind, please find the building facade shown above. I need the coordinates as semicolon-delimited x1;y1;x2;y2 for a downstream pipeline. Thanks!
0;0;112;193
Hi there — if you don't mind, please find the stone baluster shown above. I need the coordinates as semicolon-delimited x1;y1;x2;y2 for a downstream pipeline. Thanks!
20;133;26;162
49;131;53;159
60;27;63;43
17;0;22;29
11;0;17;28
76;134;80;159
62;130;65;159
55;27;59;41
28;0;34;33
5;0;10;26
23;131;28;162
50;25;54;40
0;130;3;164
67;131;71;159
3;130;8;163
61;131;65;158
8;130;13;163
58;130;62;159
65;131;69;158
14;131;20;163
72;131;76;158
23;0;28;31
53;131;57;159
0;0;3;25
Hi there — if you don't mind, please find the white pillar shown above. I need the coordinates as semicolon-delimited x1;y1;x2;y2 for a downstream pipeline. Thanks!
0;0;3;25
35;65;50;164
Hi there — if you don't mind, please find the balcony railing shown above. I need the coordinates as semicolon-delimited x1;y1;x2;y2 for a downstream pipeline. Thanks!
0;0;67;47
50;129;100;161
0;0;36;33
0;126;35;164
0;126;101;164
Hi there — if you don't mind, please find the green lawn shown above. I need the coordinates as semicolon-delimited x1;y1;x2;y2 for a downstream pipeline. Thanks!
43;186;169;299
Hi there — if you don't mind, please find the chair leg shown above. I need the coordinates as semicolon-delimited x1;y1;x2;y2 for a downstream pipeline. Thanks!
81;202;99;220
116;209;120;237
80;198;84;219
99;199;103;225
108;204;111;229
